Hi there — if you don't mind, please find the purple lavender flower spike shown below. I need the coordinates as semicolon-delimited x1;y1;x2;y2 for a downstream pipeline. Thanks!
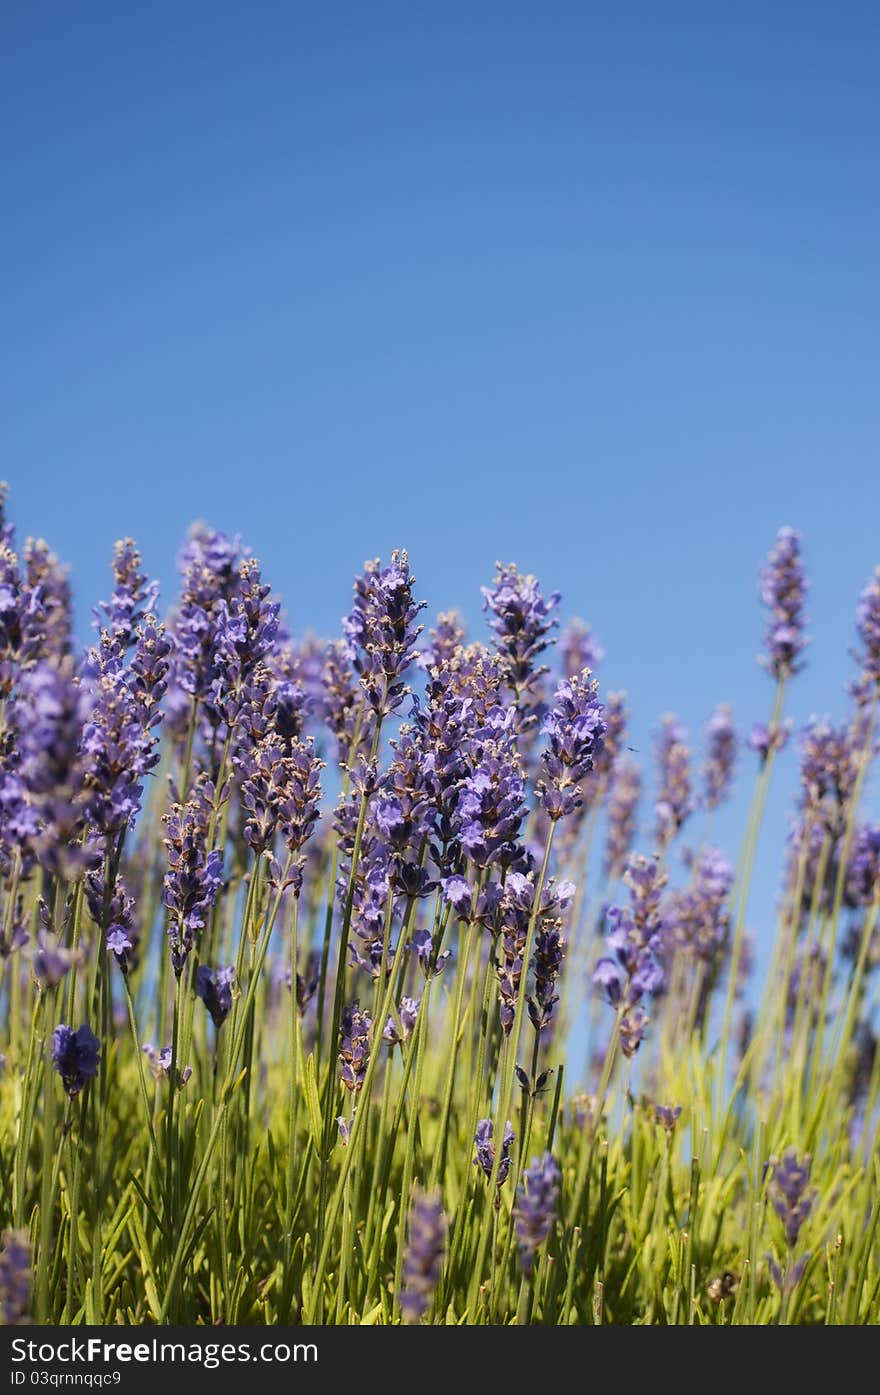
528;924;565;1033
343;550;425;721
560;618;604;680
603;756;640;882
768;1251;811;1296
86;868;139;971
474;1117;515;1187
760;526;809;681
81;618;171;838
400;1188;446;1323
482;562;560;732
663;847;733;972
654;1104;682;1133
594;853;666;1055
32;932;83;988
294;950;321;1013
92;538;159;658
537;670;606;822
322;639;376;769
0;535;28;700
593;956;623;1005
21;538;73;667
495;875;571;1034
798;715;859;832
748;719;791;766
619;1005;650;1058
454;733;527;870
421;610;466;672
703;704;738;811
768;1149;815;1249
195;964;236;1029
654;715;693;850
0;1228;31;1325
0;894;28;959
847;823;880;908
51;1024;100;1097
162;777;224;976
339;1002;372;1093
383;995;420;1045
855;566;880;691
514;1153;561;1273
14;658;96;879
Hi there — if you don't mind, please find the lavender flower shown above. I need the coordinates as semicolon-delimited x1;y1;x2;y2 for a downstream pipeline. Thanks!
295;951;321;1013
514;1153;560;1273
383;995;420;1045
847;823;880;908
167;524;243;726
51;1024;100;1097
81;619;171;837
0;1228;31;1325
86;868;139;972
703;704;737;811
854;566;880;690
496;874;573;1034
768;1252;811;1297
482;562;560;729
654;715;693;849
798;715;859;833
32;931;83;988
593;854;666;1056
536;670;606;821
399;1188;446;1323
422;611;466;672
0;540;26;700
760;526;809;680
592;690;628;780
618;1005;649;1058
654;1104;682;1133
339;1003;372;1093
212;558;282;732
14;658;95;878
162;778;224;975
407;926;451;979
603;757;640;882
106;925;134;973
663;847;733;969
322;639;375;769
474;1117;515;1187
442;874;473;916
343;550;425;720
92;538;159;657
348;935;393;982
195;964;236;1029
748;719;791;765
528;924;565;1033
560;618;604;679
0;894;27;959
768;1150;815;1249
21;538;72;667
142;1045;193;1087
454;735;527;870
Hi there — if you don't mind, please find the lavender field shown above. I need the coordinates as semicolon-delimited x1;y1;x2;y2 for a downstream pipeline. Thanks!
0;481;878;1326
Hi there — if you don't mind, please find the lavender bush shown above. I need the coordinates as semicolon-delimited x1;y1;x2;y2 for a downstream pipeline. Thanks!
0;491;878;1326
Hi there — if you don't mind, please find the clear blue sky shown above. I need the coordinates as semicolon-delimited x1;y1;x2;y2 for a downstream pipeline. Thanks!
2;3;879;949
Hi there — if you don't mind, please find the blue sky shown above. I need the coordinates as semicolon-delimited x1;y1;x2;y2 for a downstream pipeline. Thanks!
2;3;879;952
